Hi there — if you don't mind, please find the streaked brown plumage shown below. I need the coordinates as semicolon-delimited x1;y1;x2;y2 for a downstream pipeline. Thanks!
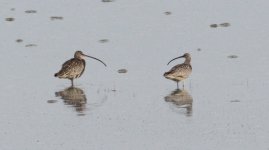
164;53;192;88
54;51;106;86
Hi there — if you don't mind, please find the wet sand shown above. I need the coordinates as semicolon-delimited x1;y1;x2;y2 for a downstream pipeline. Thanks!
0;0;269;150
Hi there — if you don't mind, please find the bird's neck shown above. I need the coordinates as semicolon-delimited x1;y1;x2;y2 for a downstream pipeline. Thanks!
75;57;84;60
184;58;191;64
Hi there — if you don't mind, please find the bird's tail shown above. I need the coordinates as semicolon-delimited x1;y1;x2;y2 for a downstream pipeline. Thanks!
163;72;170;77
163;71;174;80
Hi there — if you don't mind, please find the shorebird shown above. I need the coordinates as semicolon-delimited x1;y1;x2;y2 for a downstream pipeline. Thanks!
54;51;106;86
164;53;192;88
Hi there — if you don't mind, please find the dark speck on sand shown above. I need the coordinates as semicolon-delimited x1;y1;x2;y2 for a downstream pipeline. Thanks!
102;0;114;2
164;11;172;15
219;22;231;27
228;55;238;59
47;100;58;103
50;16;64;21
230;99;240;102
25;44;37;47
25;10;37;14
16;39;23;43
5;18;15;21
99;39;109;43
210;24;218;28
118;69;127;73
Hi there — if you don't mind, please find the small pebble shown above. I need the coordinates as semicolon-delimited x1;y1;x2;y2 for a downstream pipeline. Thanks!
16;39;23;43
219;22;231;27
10;8;15;11
230;99;240;102
25;44;37;47
5;18;15;21
99;39;109;43
118;69;127;73
50;16;63;20
227;55;238;59
197;48;201;51
210;24;218;28
47;100;58;103
102;0;114;2
25;10;37;14
164;11;172;15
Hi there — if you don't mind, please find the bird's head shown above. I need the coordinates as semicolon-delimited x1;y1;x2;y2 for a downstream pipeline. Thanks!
74;51;85;59
167;53;191;65
74;50;107;67
182;53;191;58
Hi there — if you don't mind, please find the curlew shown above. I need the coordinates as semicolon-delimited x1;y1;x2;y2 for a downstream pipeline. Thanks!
164;53;192;88
54;51;106;86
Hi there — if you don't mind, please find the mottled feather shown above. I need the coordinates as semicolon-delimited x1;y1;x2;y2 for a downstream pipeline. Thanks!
55;58;85;79
164;63;192;82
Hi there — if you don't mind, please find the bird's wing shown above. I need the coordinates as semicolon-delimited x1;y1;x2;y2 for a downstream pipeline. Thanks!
62;58;74;68
56;58;80;77
167;64;192;78
60;58;75;72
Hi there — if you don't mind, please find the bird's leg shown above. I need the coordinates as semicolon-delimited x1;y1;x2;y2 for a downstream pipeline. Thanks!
182;82;185;89
177;81;179;89
71;79;74;87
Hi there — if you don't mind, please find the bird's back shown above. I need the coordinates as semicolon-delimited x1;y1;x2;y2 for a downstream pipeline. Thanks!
55;58;86;79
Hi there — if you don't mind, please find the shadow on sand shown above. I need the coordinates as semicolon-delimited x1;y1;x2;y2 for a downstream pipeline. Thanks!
164;88;193;116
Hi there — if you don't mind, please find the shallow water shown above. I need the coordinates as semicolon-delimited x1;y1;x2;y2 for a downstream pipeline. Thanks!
1;0;269;150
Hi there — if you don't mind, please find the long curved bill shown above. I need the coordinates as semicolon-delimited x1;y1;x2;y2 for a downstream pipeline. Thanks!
83;54;107;67
167;55;184;65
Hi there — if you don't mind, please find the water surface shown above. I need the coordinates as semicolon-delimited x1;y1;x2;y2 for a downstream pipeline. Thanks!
0;0;269;150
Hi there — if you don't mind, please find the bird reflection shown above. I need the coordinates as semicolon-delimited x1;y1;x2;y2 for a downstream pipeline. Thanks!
55;86;87;115
164;88;193;116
